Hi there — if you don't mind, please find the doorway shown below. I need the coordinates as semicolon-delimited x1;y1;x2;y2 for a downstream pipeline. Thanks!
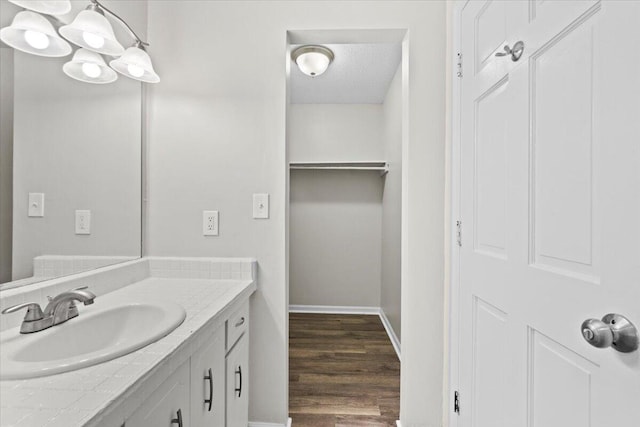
286;29;406;426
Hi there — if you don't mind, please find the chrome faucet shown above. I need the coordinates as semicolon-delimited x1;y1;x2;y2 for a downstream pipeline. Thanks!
1;286;96;333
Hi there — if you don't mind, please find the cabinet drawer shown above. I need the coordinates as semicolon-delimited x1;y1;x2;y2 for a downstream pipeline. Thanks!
226;301;249;351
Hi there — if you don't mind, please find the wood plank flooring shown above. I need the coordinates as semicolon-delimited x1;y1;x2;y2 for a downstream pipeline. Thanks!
289;313;400;427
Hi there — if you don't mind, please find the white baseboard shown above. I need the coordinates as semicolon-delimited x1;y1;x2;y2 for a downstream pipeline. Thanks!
395;421;402;427
378;308;401;359
289;305;401;359
248;419;292;427
289;304;380;315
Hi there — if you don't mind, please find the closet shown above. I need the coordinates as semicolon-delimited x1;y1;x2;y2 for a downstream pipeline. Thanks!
288;41;403;348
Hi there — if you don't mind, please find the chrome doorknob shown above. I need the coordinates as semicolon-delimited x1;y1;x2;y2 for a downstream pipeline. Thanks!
495;41;525;62
581;314;639;353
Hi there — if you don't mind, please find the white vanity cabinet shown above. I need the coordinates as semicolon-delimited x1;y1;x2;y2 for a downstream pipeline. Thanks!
225;302;249;427
191;327;226;426
127;360;191;427
115;299;251;427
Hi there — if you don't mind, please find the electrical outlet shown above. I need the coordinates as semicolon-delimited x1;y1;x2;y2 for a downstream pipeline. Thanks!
75;210;91;235
203;210;219;236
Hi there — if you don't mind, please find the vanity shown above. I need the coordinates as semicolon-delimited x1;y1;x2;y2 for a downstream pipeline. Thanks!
0;257;256;427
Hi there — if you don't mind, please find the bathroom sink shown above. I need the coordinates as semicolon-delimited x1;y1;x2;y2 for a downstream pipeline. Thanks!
0;301;186;380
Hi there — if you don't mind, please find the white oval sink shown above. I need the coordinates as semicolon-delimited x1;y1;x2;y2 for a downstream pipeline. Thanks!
0;301;185;380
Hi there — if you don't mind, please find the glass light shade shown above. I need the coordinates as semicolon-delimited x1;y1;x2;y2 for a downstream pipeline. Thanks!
9;0;71;16
109;46;160;83
0;11;72;57
63;48;117;84
59;9;124;56
292;45;334;77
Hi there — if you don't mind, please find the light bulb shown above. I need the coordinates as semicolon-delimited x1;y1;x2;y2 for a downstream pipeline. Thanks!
81;62;102;78
24;30;49;50
82;31;105;49
127;64;145;78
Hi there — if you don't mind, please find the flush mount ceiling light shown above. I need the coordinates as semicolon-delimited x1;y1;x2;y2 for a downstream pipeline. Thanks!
0;10;72;57
109;42;160;83
291;45;334;77
63;48;118;84
8;0;71;16
1;0;160;84
59;5;124;56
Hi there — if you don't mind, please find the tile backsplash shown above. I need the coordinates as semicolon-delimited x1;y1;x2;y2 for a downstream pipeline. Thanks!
33;255;138;279
147;257;257;280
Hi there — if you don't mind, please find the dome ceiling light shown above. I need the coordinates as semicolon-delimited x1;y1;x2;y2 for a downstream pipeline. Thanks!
291;45;334;77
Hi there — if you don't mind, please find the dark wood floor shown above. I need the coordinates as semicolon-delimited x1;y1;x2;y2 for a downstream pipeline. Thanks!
289;313;400;427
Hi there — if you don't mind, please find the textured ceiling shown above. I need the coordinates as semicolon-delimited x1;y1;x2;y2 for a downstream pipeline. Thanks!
290;43;401;104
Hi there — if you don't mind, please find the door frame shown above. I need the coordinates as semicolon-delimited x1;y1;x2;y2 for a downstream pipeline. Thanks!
448;2;468;427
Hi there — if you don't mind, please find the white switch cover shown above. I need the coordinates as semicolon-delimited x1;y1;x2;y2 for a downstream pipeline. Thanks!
203;211;219;236
253;193;269;219
28;193;44;217
75;210;91;235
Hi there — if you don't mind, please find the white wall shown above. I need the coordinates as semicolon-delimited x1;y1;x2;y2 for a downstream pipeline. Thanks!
289;170;383;307
288;104;384;162
11;1;145;281
0;48;13;283
380;65;402;340
145;2;446;425
289;104;383;308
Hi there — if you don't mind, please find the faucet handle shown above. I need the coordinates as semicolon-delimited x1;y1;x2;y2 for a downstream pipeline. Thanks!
1;302;44;321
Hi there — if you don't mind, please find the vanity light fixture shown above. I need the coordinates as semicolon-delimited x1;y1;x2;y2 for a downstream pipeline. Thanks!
0;10;72;57
291;45;334;77
8;0;71;16
63;48;118;84
59;5;124;56
110;42;160;83
0;0;160;84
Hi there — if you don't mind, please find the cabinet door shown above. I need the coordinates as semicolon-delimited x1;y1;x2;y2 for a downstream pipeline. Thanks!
226;335;248;427
127;360;190;427
191;327;225;427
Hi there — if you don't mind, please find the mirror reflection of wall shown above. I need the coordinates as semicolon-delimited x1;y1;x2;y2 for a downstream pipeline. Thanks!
0;0;145;290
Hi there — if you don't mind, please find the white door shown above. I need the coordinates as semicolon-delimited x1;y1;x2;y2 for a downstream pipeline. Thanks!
458;1;640;426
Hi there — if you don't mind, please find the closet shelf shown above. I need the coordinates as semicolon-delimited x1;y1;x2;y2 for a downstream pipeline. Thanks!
289;161;389;176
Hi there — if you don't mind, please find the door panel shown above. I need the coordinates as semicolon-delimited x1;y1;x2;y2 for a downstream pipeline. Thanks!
528;329;597;427
459;1;640;426
472;298;509;427
530;11;599;280
474;78;509;259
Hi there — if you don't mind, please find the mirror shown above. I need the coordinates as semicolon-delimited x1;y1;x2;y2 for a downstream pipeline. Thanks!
0;0;144;290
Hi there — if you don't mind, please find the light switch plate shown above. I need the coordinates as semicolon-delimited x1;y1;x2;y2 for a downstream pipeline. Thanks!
203;210;219;236
253;193;269;219
28;193;44;217
75;210;91;235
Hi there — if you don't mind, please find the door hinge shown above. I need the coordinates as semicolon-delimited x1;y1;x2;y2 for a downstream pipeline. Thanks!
456;52;463;78
456;220;462;247
454;390;460;414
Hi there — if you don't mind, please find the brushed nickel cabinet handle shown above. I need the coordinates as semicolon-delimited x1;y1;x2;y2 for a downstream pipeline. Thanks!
171;408;183;427
204;368;213;412
235;317;245;328
235;365;242;398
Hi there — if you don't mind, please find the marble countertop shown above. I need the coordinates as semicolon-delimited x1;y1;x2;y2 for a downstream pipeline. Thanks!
0;277;256;427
